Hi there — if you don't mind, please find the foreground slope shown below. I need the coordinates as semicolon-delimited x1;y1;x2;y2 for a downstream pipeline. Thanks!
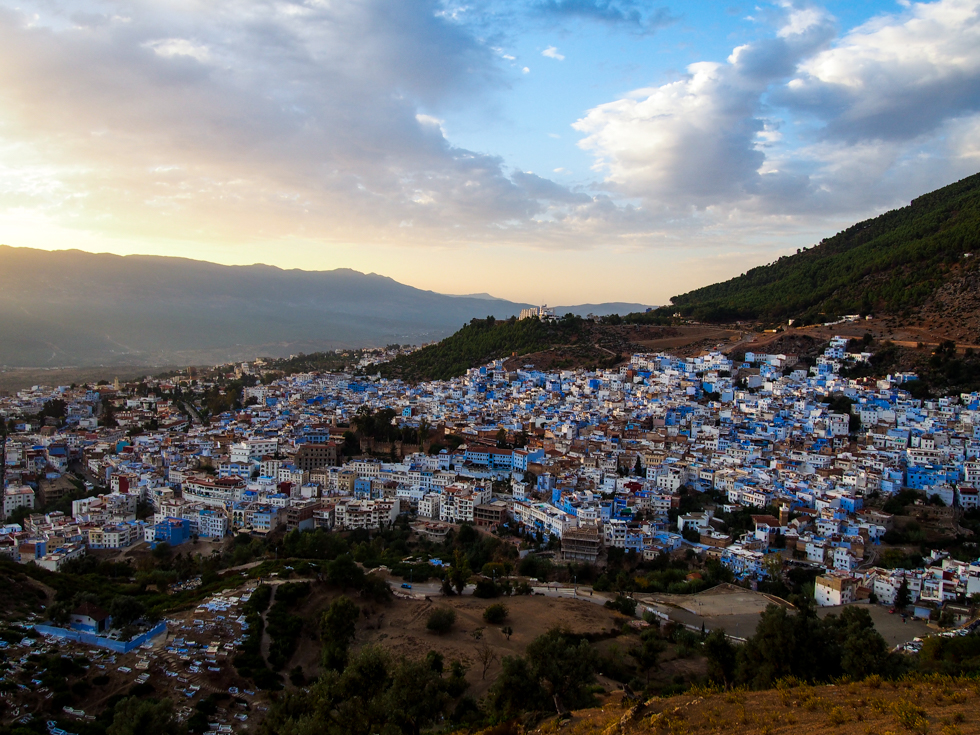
509;676;975;735
668;172;980;324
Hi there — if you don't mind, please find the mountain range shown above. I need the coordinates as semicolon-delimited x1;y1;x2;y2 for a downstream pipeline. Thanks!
0;245;652;368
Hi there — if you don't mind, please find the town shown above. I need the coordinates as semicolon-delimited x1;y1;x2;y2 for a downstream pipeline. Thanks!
3;333;980;731
4;335;980;614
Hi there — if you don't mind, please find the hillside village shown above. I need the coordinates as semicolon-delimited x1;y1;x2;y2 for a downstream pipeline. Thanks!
3;331;980;626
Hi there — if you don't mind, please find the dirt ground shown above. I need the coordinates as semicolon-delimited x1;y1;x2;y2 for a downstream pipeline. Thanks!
816;603;934;648
736;318;980;357
638;585;790;618
633;328;741;353
633;585;793;641
286;588;633;699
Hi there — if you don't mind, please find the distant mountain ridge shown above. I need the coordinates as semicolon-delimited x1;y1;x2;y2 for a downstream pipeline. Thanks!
448;293;655;317
0;246;651;368
666;172;980;324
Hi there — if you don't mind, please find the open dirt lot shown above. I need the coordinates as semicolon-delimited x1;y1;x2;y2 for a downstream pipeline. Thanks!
284;586;632;699
816;603;934;648
634;327;741;354
635;585;792;641
639;585;790;618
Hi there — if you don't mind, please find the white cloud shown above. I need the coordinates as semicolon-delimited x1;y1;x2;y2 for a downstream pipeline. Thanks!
573;4;835;204
144;38;211;62
0;0;593;247
781;0;980;143
416;113;445;128
574;0;980;217
522;66;531;73
542;45;565;60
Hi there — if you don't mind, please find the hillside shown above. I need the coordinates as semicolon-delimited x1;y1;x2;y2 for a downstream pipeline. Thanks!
375;317;723;382
491;676;977;735
377;316;583;381
667;172;980;324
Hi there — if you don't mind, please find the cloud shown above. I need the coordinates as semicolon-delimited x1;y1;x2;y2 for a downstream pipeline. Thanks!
144;38;211;62
573;0;980;217
542;45;565;60
512;170;592;203
535;0;676;35
779;0;980;143
573;3;835;205
1;0;979;292
0;0;594;246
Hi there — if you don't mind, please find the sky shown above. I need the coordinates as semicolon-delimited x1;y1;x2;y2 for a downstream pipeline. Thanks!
0;0;979;305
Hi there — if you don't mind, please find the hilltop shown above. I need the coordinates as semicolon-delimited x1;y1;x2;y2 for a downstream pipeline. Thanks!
375;316;740;382
666;172;980;325
376;173;980;383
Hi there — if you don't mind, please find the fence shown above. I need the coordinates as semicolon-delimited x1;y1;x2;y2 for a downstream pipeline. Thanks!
33;621;167;653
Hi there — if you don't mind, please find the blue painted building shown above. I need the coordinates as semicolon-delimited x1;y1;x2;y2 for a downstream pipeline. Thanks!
153;517;191;547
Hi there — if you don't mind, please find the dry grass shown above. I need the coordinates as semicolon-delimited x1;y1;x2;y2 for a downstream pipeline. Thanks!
507;674;980;735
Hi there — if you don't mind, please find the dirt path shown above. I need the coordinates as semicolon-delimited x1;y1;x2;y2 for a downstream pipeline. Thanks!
259;585;277;663
889;339;980;353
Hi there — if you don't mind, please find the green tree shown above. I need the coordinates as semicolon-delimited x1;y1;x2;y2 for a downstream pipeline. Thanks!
834;608;890;679
485;654;543;718
48;600;72;627
320;595;360;672
109;595;146;630
383;656;454;735
107;697;180;735
426;607;456;634
258;646;456;735
523;627;598;713
703;629;737;688
327;554;366;589
631;628;665;684
483;603;508;624
896;578;911;610
447;549;471;595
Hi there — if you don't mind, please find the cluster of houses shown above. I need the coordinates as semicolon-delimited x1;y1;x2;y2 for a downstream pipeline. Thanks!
2;336;980;619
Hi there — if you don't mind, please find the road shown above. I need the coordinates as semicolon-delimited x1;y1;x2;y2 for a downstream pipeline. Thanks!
182;401;202;425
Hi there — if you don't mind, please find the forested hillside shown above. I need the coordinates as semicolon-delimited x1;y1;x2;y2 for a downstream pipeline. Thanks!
667;172;980;323
377;316;584;381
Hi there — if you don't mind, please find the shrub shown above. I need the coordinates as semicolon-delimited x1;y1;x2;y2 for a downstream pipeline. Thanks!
483;603;509;624
473;579;500;598
826;706;849;725
893;699;929;734
604;595;637;617
426;607;457;634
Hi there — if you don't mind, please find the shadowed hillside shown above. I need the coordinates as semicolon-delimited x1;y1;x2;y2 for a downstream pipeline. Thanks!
666;172;980;324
